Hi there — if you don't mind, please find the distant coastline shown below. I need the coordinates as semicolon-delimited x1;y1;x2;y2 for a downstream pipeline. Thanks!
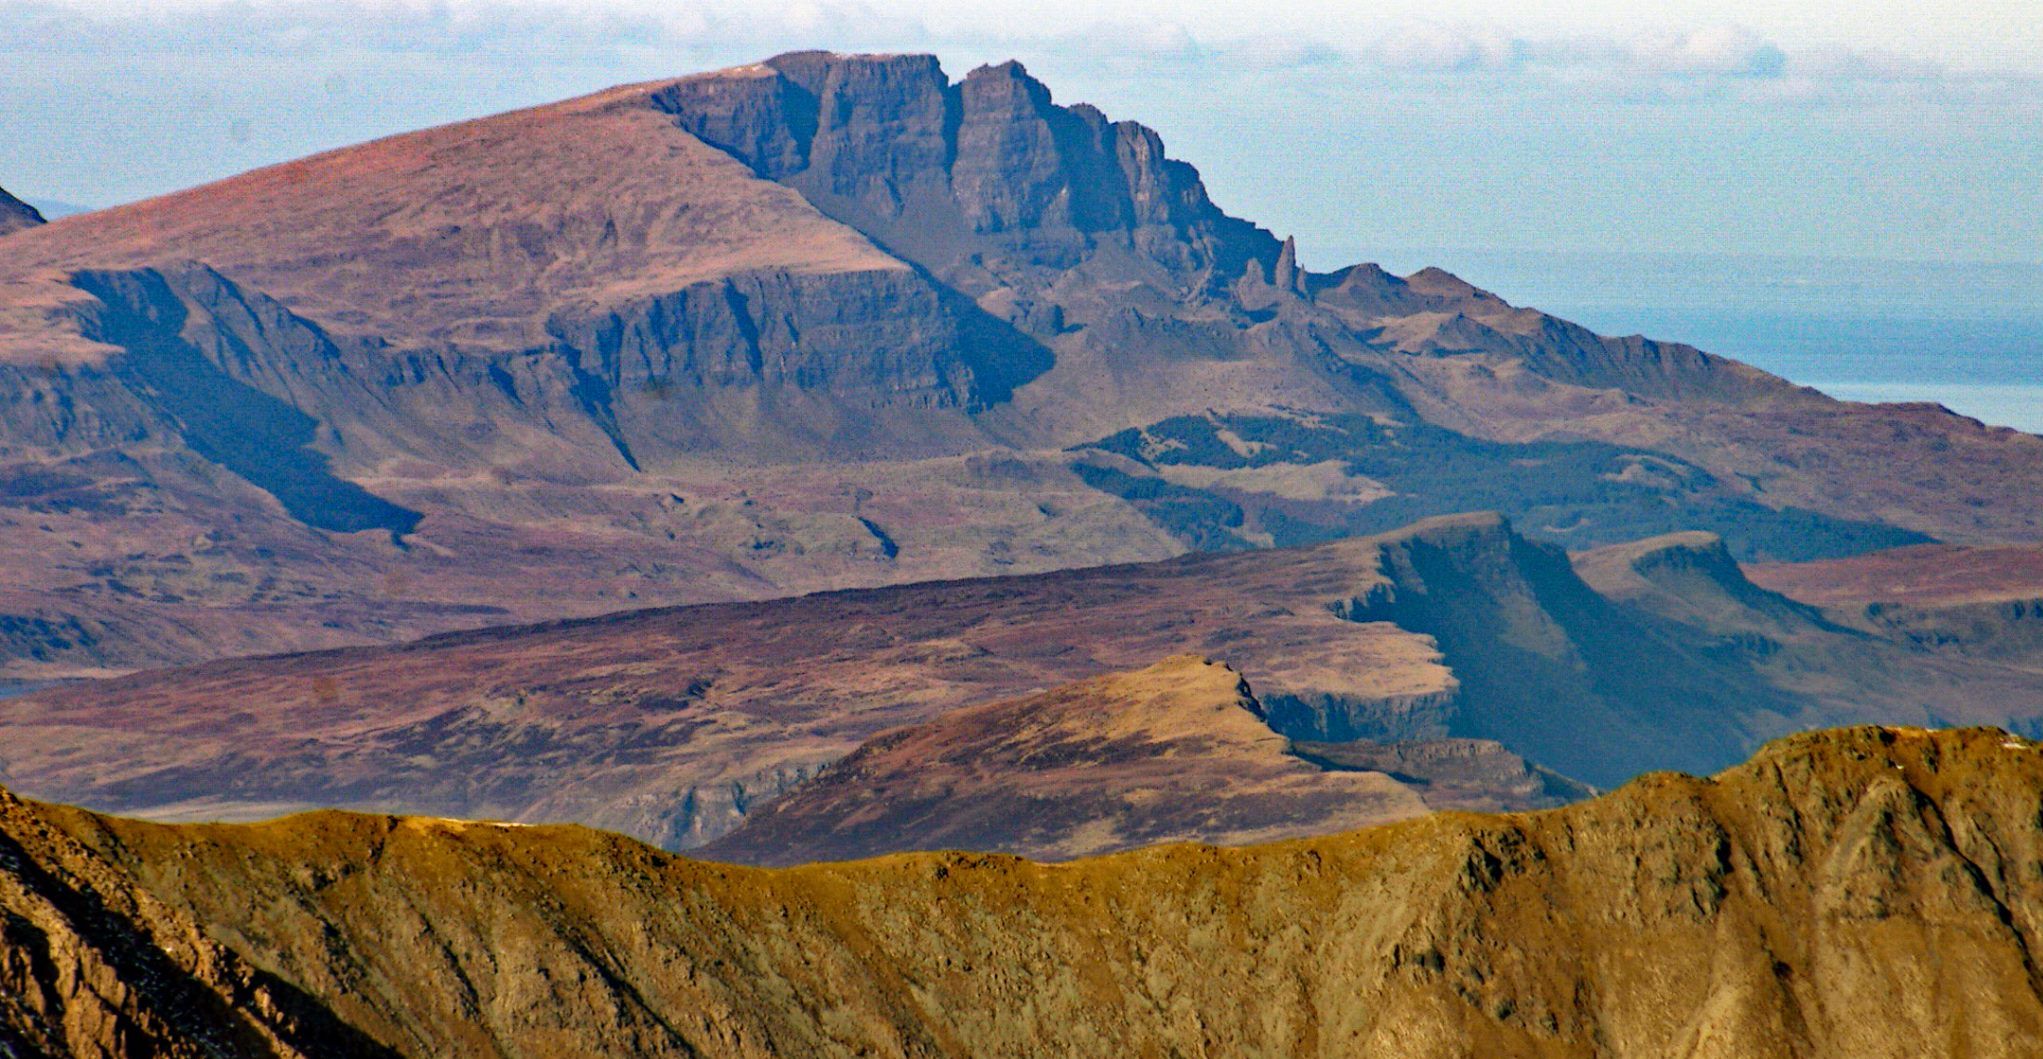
1322;246;2043;435
23;198;94;219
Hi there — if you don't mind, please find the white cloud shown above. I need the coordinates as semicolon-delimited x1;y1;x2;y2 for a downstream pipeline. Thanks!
1105;21;2041;108
2;0;2037;109
1624;25;1786;78
1365;23;1521;73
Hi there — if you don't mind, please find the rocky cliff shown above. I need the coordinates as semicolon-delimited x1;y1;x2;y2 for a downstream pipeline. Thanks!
0;785;390;1057
6;726;2043;1056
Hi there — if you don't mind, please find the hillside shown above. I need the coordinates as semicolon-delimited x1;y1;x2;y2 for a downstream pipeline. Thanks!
7;726;2043;1056
9;512;2043;851
699;655;1587;864
1749;541;2043;608
0;52;2037;678
0;184;41;236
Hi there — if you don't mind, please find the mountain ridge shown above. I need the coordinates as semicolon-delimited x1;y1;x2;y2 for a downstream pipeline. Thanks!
7;725;2043;1056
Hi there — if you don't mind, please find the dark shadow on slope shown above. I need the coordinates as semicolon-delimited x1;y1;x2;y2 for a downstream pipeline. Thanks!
1290;519;1806;788
71;267;421;537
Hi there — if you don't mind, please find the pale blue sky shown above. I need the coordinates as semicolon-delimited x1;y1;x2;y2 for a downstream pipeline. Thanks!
2;0;2039;266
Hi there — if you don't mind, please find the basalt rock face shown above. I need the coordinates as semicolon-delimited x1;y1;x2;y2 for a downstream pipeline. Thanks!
656;54;1271;286
0;185;42;236
6;727;2043;1057
656;53;1788;426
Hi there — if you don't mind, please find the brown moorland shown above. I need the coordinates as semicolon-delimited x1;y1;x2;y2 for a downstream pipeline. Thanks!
1749;542;2043;608
9;512;2043;853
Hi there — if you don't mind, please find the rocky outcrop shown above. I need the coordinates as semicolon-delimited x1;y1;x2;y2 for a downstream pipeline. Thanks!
3;252;1050;543
543;263;1053;428
656;53;1277;292
7;726;2043;1056
0;185;41;236
1260;686;1462;742
0;788;391;1057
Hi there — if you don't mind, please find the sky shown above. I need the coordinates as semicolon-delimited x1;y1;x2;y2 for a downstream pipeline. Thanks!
1;0;2039;268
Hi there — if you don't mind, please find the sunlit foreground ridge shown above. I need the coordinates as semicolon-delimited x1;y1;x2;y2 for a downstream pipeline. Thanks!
4;725;2039;1057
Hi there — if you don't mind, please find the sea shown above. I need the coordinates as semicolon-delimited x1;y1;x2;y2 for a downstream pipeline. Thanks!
1325;248;2043;436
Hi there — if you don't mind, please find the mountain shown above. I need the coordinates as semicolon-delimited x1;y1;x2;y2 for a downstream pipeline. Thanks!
1;52;2038;679
10;511;2043;852
699;655;1588;864
0;184;43;235
7;726;2043;1056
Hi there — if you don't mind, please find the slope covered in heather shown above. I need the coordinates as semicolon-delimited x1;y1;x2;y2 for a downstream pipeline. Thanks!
699;655;1587;864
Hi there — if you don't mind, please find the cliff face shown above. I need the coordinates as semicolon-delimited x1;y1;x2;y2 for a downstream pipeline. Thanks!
7;726;2043;1057
655;53;1275;292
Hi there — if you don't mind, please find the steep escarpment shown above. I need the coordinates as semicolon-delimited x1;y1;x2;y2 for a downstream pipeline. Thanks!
656;53;1275;294
0;185;42;236
7;726;2043;1056
0;87;1044;465
1304;516;1783;782
656;53;1800;430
